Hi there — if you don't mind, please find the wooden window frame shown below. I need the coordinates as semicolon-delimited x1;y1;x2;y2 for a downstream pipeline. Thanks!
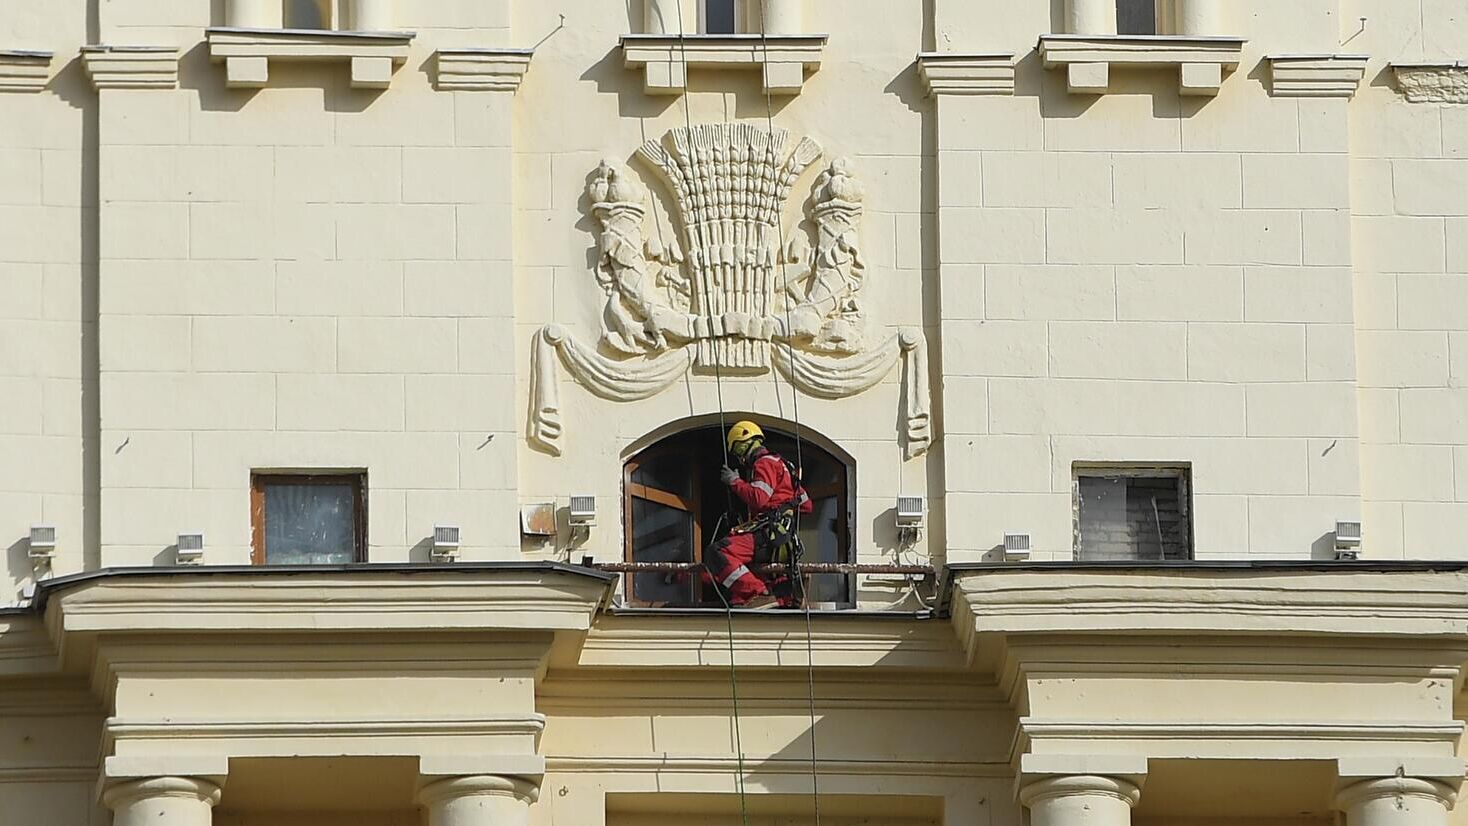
621;427;854;608
250;472;368;566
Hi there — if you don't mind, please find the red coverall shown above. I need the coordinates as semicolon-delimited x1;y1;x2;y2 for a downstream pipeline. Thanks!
706;448;814;606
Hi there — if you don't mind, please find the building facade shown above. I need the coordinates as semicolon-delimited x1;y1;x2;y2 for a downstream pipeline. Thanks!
2;0;1468;824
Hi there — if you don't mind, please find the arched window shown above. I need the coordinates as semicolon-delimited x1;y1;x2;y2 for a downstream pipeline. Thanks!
623;423;851;608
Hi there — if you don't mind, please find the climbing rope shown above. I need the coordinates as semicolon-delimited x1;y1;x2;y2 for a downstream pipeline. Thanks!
758;3;823;825
671;8;749;826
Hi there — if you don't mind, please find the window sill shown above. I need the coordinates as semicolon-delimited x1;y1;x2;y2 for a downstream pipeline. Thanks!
0;49;53;92
205;26;415;90
434;48;533;92
1038;33;1246;97
1266;54;1368;99
916;52;1016;96
619;33;827;96
1391;61;1468;104
81;45;180;90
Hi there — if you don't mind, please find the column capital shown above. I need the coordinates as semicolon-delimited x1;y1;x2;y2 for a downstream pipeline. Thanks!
1020;775;1143;809
101;776;223;811
1334;778;1459;812
417;774;540;808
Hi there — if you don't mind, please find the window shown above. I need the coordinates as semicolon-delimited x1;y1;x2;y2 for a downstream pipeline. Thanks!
1117;0;1157;35
251;473;367;565
623;424;851;608
1074;466;1191;561
284;0;333;29
703;0;738;34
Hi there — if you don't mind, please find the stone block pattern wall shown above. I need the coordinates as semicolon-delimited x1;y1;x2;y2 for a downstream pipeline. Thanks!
93;2;522;565
1349;1;1468;559
0;6;92;602
935;0;1362;560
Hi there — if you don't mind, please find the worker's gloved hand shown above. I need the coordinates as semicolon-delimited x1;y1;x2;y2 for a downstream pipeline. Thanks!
719;466;739;486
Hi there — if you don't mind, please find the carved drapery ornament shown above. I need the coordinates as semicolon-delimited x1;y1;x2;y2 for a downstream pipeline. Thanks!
531;124;931;459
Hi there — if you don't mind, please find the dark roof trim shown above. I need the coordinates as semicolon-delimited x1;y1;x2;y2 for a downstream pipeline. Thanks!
937;559;1468;616
15;561;616;614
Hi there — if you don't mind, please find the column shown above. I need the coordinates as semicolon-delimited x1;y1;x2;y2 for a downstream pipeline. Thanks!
1020;776;1141;826
418;775;539;826
224;0;283;28
1336;779;1457;826
1176;0;1222;35
102;777;221;826
1065;0;1118;35
644;0;695;34
349;0;394;31
752;0;804;34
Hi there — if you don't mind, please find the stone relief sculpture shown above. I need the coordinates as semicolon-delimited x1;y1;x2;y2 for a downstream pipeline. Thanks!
531;123;931;459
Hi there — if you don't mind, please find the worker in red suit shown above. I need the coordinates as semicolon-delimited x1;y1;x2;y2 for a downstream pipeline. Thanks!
705;420;814;608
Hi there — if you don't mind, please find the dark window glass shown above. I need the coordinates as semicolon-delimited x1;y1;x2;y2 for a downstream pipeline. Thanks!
1117;0;1157;34
1075;469;1191;561
705;0;738;33
284;0;329;29
624;425;851;607
252;474;366;565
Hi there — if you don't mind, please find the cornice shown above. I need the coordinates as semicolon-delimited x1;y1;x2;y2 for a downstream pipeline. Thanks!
0;49;53;92
104;714;545;755
619;33;827;95
205;26;414;89
545;755;1011;778
434;48;533;92
577;615;967;670
45;567;611;635
0;614;58;678
1022;719;1464;744
1392;61;1468;103
1038;33;1246;96
950;568;1468;640
1267;54;1369;98
81;45;179;89
916;52;1016;96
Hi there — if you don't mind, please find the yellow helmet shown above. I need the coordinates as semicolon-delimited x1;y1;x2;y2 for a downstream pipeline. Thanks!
726;420;764;452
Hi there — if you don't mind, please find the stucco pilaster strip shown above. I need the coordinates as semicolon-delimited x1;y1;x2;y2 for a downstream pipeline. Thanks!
0;49;53;91
1267;54;1369;98
1392;62;1468;103
81;45;179;89
434;49;533;92
916;52;1016;96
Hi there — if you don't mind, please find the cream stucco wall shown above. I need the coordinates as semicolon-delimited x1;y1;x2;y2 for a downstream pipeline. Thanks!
1;0;1467;601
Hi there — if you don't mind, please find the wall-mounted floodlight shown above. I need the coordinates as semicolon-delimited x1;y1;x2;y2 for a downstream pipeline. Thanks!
28;525;56;561
1003;532;1031;561
568;496;596;528
176;532;205;565
432;524;461;562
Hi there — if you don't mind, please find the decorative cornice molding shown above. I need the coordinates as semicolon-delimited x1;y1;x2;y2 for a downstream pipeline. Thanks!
1392;61;1468;103
205;27;414;89
1267;54;1369;98
104;715;546;754
1022;719;1466;744
0;49;53;92
544;755;1010;778
81;45;179;90
619;33;827;95
1038;34;1246;96
915;52;1015;96
48;569;610;635
434;48;533;92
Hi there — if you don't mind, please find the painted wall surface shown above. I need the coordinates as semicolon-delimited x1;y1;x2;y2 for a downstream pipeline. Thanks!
0;0;1463;602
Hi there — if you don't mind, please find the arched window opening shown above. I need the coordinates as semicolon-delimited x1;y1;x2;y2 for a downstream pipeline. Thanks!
624;424;852;609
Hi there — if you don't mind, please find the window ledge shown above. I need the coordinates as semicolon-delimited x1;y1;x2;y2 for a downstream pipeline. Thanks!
81;45;180;90
619;33;827;96
915;52;1016;96
1391;61;1468;104
1266;54;1368;99
205;26;415;90
0;49;53;92
434;48;533;92
1038;33;1246;96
